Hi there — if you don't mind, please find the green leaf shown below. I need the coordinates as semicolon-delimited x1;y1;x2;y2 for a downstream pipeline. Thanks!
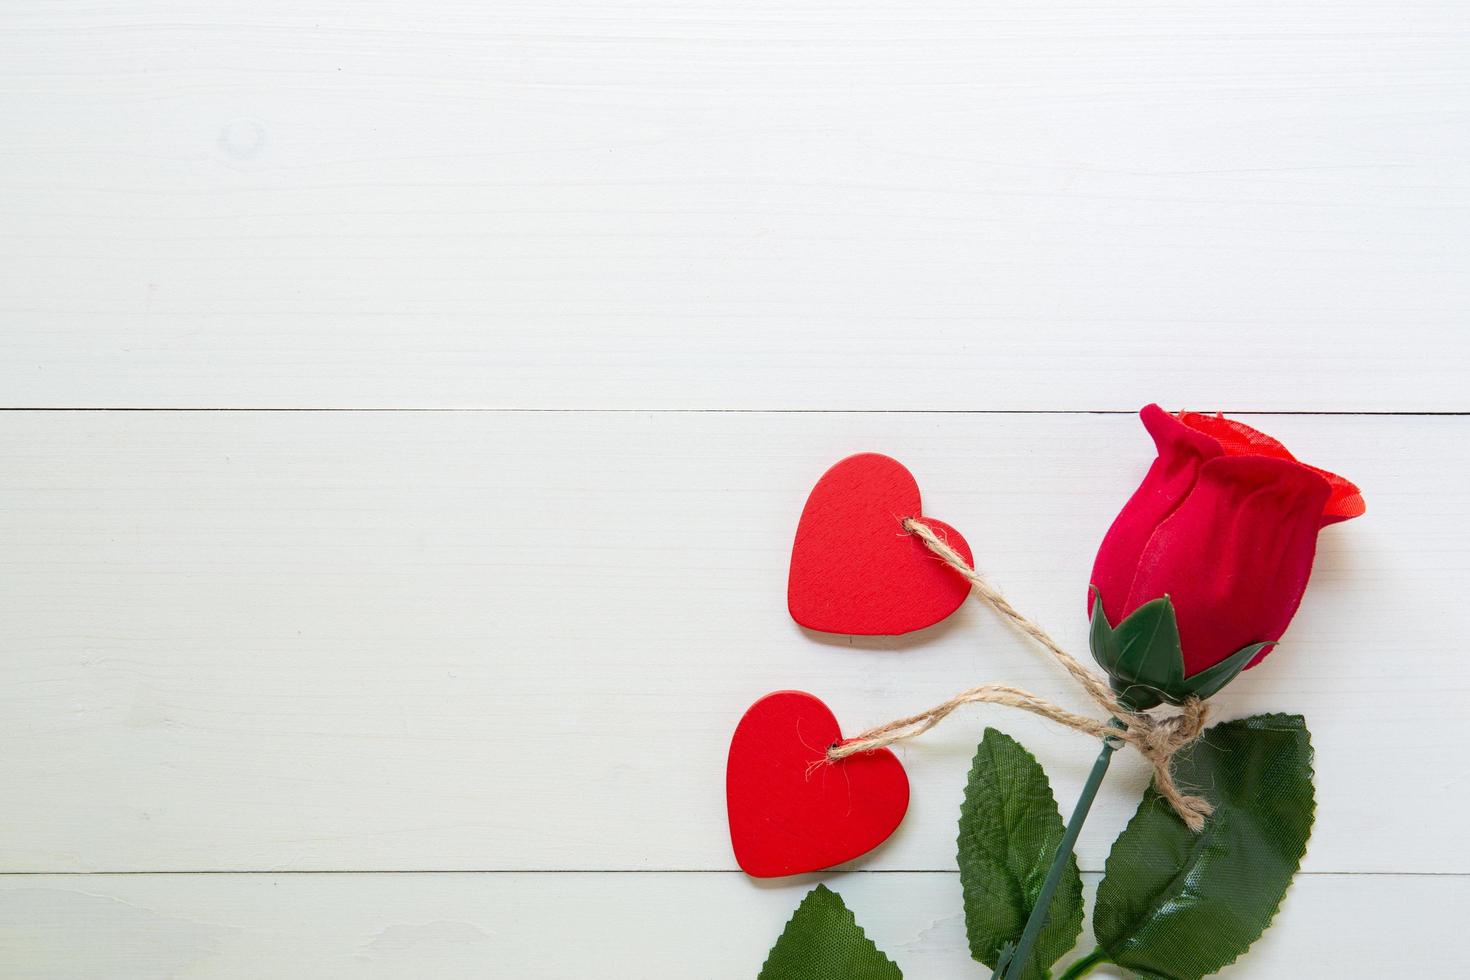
1178;642;1271;701
1087;594;1182;711
1110;598;1185;709
1087;591;1120;674
957;729;1083;980
1091;595;1259;708
1092;714;1315;980
759;884;902;980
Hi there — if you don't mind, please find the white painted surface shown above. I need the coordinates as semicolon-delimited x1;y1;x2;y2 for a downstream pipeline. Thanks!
0;410;1462;876
0;411;1466;975
0;872;1457;979
2;0;1467;975
2;1;1468;410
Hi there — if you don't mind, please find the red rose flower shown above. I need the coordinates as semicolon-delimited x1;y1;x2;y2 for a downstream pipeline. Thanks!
1091;405;1364;679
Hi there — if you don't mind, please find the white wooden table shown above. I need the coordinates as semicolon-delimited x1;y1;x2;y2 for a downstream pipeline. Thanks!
2;2;1467;976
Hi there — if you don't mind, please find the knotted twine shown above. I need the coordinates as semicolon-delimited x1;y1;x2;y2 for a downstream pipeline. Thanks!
826;518;1213;831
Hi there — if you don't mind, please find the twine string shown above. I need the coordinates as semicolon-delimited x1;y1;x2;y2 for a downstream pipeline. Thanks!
826;517;1213;831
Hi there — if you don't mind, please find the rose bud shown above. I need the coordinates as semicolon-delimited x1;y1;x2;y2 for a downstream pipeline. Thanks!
1088;405;1364;710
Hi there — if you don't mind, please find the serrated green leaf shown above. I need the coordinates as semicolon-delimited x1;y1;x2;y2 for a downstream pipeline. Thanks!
957;729;1083;980
759;884;902;980
1092;714;1315;980
1179;642;1270;701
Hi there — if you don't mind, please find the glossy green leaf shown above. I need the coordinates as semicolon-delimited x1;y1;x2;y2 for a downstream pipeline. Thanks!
1088;594;1179;710
1092;714;1315;980
1089;594;1261;708
1177;641;1270;701
1110;597;1185;709
1111;598;1183;682
759;884;902;980
1087;591;1120;673
957;729;1083;980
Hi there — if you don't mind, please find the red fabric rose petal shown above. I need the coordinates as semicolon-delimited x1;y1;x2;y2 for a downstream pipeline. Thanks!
1089;405;1221;625
1124;455;1333;674
1178;411;1365;526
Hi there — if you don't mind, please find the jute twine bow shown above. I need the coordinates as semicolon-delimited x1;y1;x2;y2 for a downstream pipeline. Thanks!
827;518;1213;831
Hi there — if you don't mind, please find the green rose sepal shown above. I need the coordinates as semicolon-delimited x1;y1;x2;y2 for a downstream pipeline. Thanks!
1087;590;1269;711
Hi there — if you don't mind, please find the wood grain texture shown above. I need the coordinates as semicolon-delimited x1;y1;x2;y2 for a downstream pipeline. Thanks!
1;410;1463;876
0;872;1460;978
4;1;1467;974
2;0;1468;409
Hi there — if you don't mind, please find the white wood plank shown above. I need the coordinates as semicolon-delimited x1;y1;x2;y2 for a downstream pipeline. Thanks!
0;411;1463;873
2;1;1467;409
0;871;1459;977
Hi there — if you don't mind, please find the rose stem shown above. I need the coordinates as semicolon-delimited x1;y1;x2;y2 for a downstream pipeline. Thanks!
1056;948;1108;979
998;721;1122;980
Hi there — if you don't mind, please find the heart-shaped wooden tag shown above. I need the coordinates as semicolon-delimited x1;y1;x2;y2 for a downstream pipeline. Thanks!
788;453;973;635
726;690;909;878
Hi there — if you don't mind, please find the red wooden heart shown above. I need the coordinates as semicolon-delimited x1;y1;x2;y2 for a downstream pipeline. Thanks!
726;690;909;878
788;453;973;635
